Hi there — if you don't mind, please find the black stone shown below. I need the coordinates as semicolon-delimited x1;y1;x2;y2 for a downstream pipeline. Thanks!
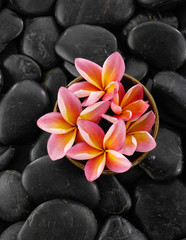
125;57;148;81
144;78;153;92
140;126;183;180
153;71;186;123
55;24;117;66
8;142;34;172
55;0;135;28
43;67;67;107
127;21;186;69
2;54;42;91
8;0;55;16
20;17;60;69
177;4;186;28
17;199;98;240
0;9;23;53
0;170;33;222
0;0;4;9
136;0;185;10
0;80;50;144
116;165;144;187
134;178;186;240
63;61;80;78
0;70;3;94
0;145;15;171
122;11;178;38
29;132;50;162
0;221;24;240
97;216;148;240
96;175;131;217
0;42;18;67
22;155;100;209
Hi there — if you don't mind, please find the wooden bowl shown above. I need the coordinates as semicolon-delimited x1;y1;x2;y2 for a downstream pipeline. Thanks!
54;74;159;175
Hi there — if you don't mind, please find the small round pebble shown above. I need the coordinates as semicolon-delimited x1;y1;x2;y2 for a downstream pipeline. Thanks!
2;54;42;91
20;17;60;69
0;145;15;171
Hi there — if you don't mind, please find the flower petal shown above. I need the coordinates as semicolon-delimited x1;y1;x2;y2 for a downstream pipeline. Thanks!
106;150;132;173
47;129;77;161
120;84;143;108
112;82;125;106
58;87;82;125
127;110;156;133
68;81;99;98
102;81;119;101
85;153;106;181
119;135;137;156
67;142;102;160
111;101;122;115
37;112;75;134
123;100;149;121
103;120;126;151
133;131;156;152
79;101;110;123
82;91;105;106
77;120;105;150
114;110;132;121
102;52;125;88
75;58;102;90
101;114;118;124
75;129;84;143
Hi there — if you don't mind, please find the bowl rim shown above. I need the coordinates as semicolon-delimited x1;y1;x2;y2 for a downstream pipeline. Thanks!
53;73;159;175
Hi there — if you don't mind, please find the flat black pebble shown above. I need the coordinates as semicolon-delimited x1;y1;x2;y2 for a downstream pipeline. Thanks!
2;54;41;91
97;215;148;240
29;132;50;162
140;126;183;180
0;80;50;144
0;42;18;67
153;71;186;123
22;156;100;209
134;178;186;240
8;0;55;16
17;199;98;240
0;221;24;240
0;9;23;53
125;57;148;81
43;67;67;107
97;175;131;217
63;61;80;77
0;145;15;171
127;21;186;69
136;0;185;10
20;17;60;69
0;170;33;222
55;0;135;28
55;24;117;66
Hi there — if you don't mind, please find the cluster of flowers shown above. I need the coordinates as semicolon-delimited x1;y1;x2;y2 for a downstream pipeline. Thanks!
37;52;156;181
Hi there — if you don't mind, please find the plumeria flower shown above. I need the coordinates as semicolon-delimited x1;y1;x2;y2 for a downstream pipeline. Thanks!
102;111;156;156
68;52;125;106
120;110;156;156
67;120;132;181
37;87;110;161
111;82;149;121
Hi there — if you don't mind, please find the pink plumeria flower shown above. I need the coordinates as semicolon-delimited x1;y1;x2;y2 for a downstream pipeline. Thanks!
67;120;132;182
37;87;110;161
111;83;149;121
120;111;156;156
68;52;125;106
